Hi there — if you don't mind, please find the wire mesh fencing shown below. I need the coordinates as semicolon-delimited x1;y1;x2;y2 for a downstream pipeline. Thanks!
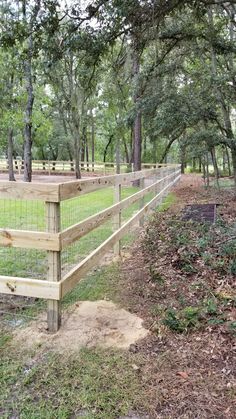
0;165;181;330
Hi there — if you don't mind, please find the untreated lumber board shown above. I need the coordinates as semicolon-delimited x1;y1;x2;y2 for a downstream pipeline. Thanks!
0;276;61;300
60;170;179;249
60;173;181;297
113;179;121;255
59;168;162;201
0;229;60;251
46;201;61;332
0;182;60;202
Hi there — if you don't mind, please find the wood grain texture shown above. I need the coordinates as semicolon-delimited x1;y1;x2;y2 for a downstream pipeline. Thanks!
0;182;59;202
0;229;60;251
0;275;60;300
46;201;61;332
59;168;162;201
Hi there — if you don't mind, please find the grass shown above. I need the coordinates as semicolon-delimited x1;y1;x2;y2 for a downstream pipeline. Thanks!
0;183;173;280
210;178;235;188
0;261;144;419
0;186;139;279
62;263;121;307
0;335;142;419
0;190;176;418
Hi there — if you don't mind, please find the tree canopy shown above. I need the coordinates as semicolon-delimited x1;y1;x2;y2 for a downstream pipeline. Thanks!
0;0;236;181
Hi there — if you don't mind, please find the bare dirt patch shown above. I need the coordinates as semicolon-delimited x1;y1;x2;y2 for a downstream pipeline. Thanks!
14;300;149;352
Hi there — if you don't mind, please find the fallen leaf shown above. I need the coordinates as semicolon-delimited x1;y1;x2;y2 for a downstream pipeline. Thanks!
177;371;189;379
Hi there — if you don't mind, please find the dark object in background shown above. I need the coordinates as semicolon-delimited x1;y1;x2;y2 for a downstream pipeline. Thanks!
182;204;217;223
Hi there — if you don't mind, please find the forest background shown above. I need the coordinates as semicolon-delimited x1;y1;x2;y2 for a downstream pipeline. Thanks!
0;0;236;182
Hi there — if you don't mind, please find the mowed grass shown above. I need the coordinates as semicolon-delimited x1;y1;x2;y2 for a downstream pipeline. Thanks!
0;337;142;419
0;186;175;320
0;186;139;279
0;263;144;419
0;187;175;279
0;193;177;418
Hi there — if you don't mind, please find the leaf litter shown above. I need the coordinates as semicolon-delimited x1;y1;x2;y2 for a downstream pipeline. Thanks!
118;174;236;418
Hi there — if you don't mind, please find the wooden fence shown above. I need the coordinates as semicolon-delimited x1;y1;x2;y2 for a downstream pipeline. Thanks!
0;165;181;332
0;159;168;176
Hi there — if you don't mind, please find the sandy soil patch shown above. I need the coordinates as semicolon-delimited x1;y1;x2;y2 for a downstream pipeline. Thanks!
14;300;149;352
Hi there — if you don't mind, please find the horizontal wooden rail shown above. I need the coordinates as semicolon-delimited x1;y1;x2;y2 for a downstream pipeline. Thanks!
0;164;181;331
60;170;180;249
59;167;168;201
0;166;179;201
60;173;181;297
0;229;60;251
0;182;60;202
0;276;61;300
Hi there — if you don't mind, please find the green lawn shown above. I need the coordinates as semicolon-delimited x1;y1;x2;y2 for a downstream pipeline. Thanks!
0;192;177;418
0;186;139;279
0;263;145;419
0;184;173;280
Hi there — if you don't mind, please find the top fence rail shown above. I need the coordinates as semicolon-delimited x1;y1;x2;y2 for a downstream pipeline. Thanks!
0;165;180;202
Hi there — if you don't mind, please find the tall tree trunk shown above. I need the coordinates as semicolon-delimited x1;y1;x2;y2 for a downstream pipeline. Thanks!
210;147;220;188
225;146;232;176
66;142;74;171
23;35;34;182
222;147;226;173
231;146;236;185
123;138;130;164
199;157;202;173
81;140;85;168
206;153;210;187
91;110;95;171
153;138;157;163
103;135;113;162
116;138;121;175
86;141;89;172
208;7;236;184
8;128;16;181
74;133;81;179
202;158;206;185
132;36;142;173
180;143;186;174
133;111;142;172
22;1;40;182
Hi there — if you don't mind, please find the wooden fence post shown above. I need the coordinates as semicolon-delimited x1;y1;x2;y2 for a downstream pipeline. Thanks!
154;168;160;203
113;180;121;255
46;201;61;332
139;177;145;226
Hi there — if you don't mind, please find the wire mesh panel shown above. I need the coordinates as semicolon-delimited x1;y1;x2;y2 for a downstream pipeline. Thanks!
0;199;47;280
0;166;181;331
0;199;45;230
0;198;48;326
60;184;144;276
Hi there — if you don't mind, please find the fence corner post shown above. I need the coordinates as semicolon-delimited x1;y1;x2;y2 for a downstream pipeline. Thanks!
46;201;61;333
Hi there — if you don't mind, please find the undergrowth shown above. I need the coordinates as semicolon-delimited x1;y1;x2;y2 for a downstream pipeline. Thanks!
142;212;236;335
